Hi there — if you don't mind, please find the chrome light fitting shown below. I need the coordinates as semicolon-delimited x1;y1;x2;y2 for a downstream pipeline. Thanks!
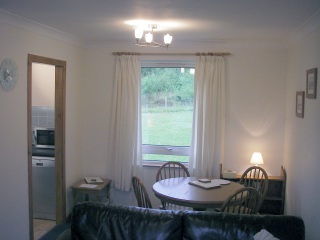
135;24;173;48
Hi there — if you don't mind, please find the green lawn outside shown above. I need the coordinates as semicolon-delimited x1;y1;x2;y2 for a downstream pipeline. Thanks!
142;106;193;162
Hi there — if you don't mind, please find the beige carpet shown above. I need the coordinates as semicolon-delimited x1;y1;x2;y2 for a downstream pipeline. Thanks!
33;218;56;240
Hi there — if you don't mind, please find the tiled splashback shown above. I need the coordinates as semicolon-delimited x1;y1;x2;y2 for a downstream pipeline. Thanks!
32;106;55;128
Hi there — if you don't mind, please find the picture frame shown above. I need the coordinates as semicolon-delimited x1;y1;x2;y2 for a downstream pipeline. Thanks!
296;91;305;118
306;68;317;99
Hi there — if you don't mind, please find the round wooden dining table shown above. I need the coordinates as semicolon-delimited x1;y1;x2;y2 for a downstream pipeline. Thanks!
152;177;244;210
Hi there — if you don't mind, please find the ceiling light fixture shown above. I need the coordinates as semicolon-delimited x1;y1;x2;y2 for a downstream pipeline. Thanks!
135;24;173;48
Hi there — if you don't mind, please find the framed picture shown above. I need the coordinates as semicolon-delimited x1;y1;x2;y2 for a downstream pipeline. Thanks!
306;68;317;99
296;91;305;118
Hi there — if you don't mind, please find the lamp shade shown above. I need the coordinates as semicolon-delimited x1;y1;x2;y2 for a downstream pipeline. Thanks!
164;34;173;45
250;152;264;165
145;32;153;43
135;28;143;39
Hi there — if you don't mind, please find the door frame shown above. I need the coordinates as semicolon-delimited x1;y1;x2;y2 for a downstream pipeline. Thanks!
27;54;66;239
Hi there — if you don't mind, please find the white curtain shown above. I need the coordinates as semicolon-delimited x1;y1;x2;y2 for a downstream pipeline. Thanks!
189;55;225;178
111;54;142;191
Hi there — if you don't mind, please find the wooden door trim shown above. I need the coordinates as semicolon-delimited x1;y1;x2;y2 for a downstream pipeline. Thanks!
27;54;66;239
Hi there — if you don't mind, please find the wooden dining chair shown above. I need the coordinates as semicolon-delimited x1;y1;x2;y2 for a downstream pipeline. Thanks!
132;176;153;209
220;187;260;214
156;161;191;210
156;161;190;181
240;166;269;212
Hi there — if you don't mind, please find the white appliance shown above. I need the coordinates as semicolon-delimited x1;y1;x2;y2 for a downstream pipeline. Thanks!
32;155;55;220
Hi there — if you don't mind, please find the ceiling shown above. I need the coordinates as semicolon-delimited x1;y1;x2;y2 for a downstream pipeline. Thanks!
0;0;320;45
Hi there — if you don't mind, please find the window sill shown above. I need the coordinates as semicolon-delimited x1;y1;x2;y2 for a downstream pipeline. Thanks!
142;161;189;168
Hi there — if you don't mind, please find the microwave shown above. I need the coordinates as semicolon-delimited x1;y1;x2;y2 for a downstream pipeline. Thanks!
33;127;55;149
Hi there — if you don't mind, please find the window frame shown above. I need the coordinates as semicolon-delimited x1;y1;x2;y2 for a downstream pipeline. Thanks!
141;59;196;165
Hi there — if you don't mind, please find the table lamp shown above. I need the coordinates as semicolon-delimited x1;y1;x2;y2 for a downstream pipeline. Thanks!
250;152;264;166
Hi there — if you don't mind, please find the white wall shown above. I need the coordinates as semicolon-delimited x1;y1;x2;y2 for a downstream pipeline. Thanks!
0;18;84;239
32;63;55;107
224;47;287;176
284;27;320;240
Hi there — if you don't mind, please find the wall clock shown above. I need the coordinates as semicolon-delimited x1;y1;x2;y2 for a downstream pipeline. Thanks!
0;58;18;91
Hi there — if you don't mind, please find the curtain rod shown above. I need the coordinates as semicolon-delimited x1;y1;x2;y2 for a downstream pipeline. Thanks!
112;52;231;56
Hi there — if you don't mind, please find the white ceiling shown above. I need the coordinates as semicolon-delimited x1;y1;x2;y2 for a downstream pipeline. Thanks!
0;0;320;45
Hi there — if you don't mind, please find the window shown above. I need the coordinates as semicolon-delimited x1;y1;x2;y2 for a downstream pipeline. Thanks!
141;64;195;163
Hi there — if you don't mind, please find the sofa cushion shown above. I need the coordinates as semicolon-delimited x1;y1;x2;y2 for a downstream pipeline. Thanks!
71;202;182;240
182;211;304;240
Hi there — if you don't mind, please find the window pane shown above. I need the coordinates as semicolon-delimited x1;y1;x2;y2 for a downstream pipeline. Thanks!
142;109;193;146
141;67;194;162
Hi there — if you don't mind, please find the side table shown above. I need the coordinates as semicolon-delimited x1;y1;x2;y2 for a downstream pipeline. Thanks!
71;178;112;206
220;164;287;215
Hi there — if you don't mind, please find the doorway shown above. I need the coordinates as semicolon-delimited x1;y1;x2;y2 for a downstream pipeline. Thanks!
27;54;66;240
